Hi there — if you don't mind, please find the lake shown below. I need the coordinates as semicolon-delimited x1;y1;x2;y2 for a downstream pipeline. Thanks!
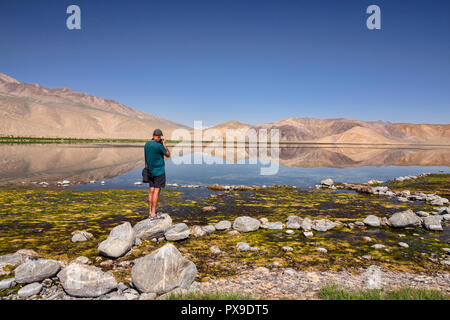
0;143;449;189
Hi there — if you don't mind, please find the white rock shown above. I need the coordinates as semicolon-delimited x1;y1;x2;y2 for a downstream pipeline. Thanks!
57;263;118;297
0;278;16;290
14;259;61;284
133;214;172;240
233;216;261;232
98;222;136;258
214;220;231;231
164;223;190;241
131;243;197;294
18;282;42;298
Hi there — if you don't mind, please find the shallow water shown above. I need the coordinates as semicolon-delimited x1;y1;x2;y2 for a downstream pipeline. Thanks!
0;143;448;189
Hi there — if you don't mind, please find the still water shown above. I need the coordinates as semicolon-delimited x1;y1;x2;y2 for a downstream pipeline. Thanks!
0;143;448;189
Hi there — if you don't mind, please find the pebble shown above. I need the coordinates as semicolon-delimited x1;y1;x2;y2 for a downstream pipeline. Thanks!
398;242;409;248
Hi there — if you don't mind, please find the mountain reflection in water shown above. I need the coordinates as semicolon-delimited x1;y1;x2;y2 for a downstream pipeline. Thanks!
0;143;449;187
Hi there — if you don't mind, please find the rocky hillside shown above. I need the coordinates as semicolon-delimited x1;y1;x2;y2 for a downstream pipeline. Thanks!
212;117;449;144
0;73;189;139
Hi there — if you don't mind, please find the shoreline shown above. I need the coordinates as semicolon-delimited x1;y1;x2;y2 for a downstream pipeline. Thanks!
0;173;449;300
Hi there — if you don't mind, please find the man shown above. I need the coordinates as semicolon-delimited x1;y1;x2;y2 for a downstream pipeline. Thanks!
144;129;170;219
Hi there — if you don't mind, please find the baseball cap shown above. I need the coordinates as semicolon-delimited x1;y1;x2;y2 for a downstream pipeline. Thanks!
153;129;163;136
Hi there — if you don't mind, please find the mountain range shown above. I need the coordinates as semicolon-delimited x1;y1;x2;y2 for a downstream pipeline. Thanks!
1;72;449;144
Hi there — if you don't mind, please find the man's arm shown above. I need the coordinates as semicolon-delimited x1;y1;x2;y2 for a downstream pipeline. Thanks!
162;139;170;158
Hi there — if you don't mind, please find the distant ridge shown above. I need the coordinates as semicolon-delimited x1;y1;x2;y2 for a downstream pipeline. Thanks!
1;73;449;144
210;117;450;144
0;73;190;139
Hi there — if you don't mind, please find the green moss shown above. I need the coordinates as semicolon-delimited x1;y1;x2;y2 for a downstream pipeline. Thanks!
0;176;449;279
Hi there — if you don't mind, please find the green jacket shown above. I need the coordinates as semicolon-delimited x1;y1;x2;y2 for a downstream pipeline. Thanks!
144;140;167;177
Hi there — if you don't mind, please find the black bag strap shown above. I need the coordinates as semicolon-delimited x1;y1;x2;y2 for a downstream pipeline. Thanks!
144;142;149;169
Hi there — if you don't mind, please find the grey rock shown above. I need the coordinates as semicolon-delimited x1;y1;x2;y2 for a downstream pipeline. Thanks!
388;209;421;228
201;206;217;212
416;211;430;217
300;218;312;231
312;219;336;232
363;215;381;227
371;244;386;250
139;292;157;300
282;246;293;252
18;282;42;298
0;253;24;269
362;265;382;289
164;223;190;241
303;231;314;237
264;222;284;230
117;282;128;291
398;242;409;248
285;230;294;234
190;225;206;237
202;225;216;233
0;278;16;290
442;214;450;221
133;214;172;240
57;263;118;298
422;216;443;231
214;220;231;231
73;256;90;265
286;216;302;229
71;230;93;243
210;246;222;255
321;178;334;186
233;216;261;232
282;268;296;276
98;222;136;258
316;247;328;254
15;259;61;284
236;242;252;251
131;243;197;294
259;218;269;225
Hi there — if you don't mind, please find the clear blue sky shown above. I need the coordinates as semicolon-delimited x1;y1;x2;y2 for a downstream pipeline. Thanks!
1;0;449;126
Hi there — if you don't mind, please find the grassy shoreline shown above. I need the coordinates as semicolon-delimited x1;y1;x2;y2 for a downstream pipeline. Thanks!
1;136;450;147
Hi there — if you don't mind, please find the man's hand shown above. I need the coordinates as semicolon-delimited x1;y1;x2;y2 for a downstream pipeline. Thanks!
162;138;170;157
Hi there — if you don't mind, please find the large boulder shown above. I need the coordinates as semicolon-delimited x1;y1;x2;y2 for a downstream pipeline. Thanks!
57;263;118;297
363;215;381;227
131;243;197;294
311;219;336;232
422;216;443;231
388;209;422;228
98;222;136;258
164;223;190;241
214;220;231;231
133;214;172;240
15;259;61;284
233;216;261;232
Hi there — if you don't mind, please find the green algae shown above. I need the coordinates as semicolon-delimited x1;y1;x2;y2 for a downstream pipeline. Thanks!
0;176;449;280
